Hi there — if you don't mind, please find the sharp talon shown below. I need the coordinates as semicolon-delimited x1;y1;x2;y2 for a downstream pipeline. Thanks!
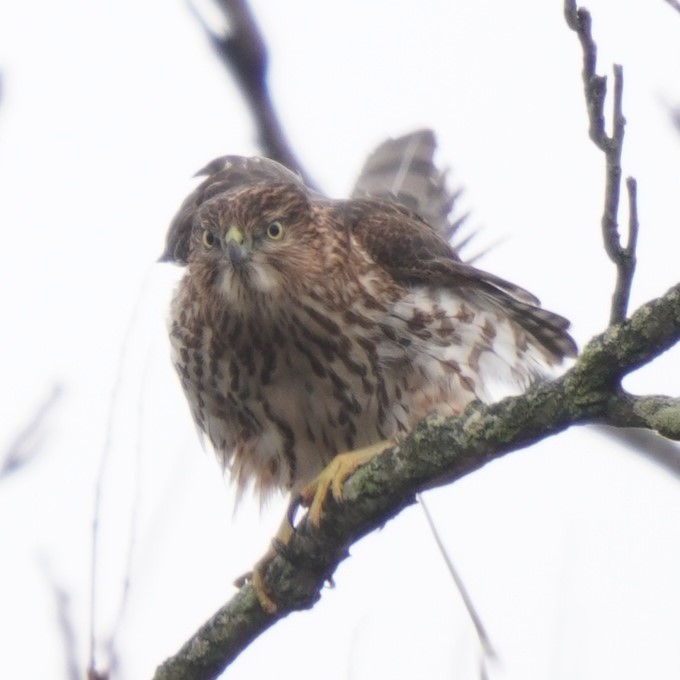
301;440;394;526
234;512;298;613
235;560;277;613
251;566;277;614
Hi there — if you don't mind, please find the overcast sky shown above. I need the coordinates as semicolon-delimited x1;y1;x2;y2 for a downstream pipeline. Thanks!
0;1;679;679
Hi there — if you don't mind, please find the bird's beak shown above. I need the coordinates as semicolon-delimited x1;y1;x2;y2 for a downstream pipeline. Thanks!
223;225;249;266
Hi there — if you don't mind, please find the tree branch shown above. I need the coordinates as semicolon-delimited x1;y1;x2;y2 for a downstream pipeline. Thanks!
153;283;680;680
189;0;316;188
564;0;638;324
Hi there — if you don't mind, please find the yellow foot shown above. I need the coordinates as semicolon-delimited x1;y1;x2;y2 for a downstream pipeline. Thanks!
234;516;295;614
300;439;393;526
251;563;278;614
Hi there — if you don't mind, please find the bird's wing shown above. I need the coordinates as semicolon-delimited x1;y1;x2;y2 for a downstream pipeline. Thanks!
346;198;577;361
351;129;466;245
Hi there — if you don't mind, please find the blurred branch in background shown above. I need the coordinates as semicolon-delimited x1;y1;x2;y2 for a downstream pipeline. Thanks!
39;557;81;680
0;384;62;481
667;103;680;134
188;0;317;188
662;0;680;16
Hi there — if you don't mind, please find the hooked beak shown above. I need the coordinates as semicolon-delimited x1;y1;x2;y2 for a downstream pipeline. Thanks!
223;225;249;266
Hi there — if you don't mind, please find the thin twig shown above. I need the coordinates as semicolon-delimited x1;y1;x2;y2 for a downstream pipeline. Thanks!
188;0;317;188
625;176;639;262
39;558;81;680
89;267;153;679
105;347;153;676
417;492;497;662
564;0;638;324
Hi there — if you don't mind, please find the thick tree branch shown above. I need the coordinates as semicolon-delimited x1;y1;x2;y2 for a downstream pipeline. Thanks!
565;0;638;324
153;282;680;680
189;0;316;188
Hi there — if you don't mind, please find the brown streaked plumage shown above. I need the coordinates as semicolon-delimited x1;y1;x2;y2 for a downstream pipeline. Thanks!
163;135;577;505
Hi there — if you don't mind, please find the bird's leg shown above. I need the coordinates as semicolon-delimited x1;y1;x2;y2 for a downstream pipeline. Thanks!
299;439;394;526
234;513;294;614
237;440;393;612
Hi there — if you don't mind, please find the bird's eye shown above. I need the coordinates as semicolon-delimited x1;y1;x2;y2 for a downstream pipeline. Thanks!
202;230;216;249
266;221;284;241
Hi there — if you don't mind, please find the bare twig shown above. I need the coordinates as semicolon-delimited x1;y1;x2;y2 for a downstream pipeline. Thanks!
103;348;152;677
565;0;638;324
0;384;62;480
418;493;497;664
39;559;81;680
188;0;317;188
153;283;680;680
89;268;153;679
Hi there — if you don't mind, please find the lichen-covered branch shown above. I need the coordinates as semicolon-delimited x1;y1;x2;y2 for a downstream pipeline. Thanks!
153;283;680;680
564;0;638;324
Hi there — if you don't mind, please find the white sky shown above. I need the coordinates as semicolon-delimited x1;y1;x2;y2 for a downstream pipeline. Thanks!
0;1;679;679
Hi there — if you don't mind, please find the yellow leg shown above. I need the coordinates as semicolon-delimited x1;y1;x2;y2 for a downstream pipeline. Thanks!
300;439;393;526
237;439;393;612
235;515;295;614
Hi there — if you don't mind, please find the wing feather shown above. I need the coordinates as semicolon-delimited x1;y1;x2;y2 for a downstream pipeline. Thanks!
346;198;577;361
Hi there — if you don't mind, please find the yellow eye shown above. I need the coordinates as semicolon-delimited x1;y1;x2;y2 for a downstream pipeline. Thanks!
202;230;216;249
266;221;284;240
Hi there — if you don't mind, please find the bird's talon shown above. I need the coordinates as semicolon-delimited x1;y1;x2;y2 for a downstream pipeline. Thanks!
251;566;277;614
300;440;394;526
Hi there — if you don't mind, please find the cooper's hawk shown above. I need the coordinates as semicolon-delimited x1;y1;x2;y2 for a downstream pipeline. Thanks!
161;130;576;560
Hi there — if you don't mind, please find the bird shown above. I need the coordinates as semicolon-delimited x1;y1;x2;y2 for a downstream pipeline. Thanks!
161;131;577;608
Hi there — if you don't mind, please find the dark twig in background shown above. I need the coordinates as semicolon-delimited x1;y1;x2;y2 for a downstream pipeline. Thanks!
189;0;317;188
0;384;61;480
40;558;81;680
565;0;638;325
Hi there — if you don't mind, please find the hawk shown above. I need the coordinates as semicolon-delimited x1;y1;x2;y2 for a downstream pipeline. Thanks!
161;132;576;599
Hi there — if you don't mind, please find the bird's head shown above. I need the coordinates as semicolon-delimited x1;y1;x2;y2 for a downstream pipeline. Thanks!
188;182;322;306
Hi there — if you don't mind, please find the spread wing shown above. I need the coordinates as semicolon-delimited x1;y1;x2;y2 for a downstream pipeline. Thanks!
160;155;306;265
351;129;466;244
345;198;577;362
